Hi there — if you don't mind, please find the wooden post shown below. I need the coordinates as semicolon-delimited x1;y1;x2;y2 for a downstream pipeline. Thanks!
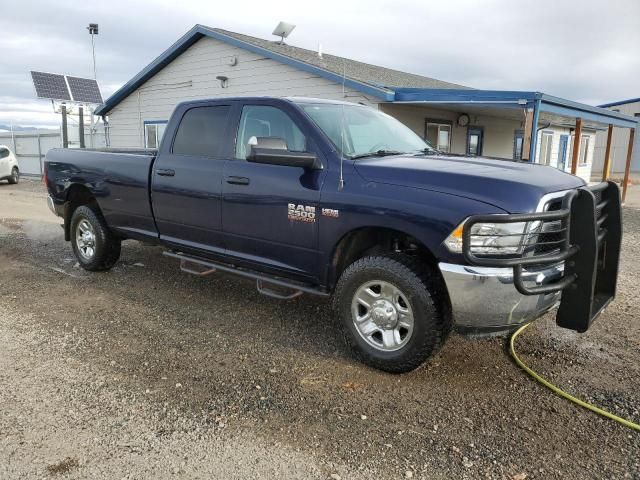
622;128;635;203
61;104;68;148
570;118;582;175
601;124;614;181
78;106;85;148
522;109;534;161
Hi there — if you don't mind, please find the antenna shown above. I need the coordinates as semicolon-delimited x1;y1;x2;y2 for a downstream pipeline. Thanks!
272;21;296;45
338;59;346;190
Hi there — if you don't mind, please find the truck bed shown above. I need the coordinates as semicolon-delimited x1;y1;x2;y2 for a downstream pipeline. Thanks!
45;147;158;240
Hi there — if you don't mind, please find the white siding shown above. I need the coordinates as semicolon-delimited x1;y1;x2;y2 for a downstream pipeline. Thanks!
533;126;594;182
107;37;378;147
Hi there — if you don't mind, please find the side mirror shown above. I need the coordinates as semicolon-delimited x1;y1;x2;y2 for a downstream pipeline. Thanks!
247;136;322;170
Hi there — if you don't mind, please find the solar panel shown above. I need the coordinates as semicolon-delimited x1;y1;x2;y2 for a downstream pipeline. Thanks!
66;76;103;104
31;71;71;101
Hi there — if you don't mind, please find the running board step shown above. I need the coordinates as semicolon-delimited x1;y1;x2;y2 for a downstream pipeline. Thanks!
163;251;329;299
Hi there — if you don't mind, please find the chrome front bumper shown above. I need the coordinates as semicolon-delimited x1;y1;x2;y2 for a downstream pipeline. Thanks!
439;262;563;336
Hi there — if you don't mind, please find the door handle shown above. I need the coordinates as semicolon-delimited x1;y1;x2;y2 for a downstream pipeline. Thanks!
226;176;250;186
156;168;175;177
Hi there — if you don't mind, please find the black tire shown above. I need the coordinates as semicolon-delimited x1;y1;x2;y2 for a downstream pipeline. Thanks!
70;205;121;271
333;254;451;373
7;167;19;184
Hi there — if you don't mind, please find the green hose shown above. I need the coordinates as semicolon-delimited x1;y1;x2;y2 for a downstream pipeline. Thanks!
510;323;640;432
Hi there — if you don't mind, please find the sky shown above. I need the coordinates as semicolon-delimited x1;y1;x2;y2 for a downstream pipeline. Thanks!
1;0;638;128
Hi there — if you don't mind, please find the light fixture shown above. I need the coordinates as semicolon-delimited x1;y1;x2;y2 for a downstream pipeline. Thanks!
216;75;229;88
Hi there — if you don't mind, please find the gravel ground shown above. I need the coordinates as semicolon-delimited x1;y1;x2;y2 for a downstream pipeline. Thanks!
0;178;638;479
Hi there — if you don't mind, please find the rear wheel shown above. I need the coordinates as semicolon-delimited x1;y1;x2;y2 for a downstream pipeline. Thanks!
70;205;121;271
7;167;19;184
333;254;450;373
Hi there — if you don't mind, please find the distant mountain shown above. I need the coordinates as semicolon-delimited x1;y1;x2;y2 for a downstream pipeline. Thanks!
0;124;55;132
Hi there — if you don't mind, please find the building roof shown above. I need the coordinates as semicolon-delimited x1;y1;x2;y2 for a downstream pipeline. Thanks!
214;28;468;91
93;25;638;131
95;24;467;115
598;97;640;108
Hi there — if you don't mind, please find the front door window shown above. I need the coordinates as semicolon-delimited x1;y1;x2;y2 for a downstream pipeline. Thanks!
425;121;452;153
467;127;483;156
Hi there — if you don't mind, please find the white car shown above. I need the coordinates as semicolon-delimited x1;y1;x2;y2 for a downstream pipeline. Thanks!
0;145;19;184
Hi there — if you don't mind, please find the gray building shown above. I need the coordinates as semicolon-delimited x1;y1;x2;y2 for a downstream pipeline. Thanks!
594;98;640;178
95;25;637;184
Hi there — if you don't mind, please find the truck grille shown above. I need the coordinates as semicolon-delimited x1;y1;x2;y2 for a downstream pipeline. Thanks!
462;181;622;332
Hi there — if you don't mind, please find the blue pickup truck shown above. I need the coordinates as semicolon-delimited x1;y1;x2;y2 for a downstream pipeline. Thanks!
44;97;622;373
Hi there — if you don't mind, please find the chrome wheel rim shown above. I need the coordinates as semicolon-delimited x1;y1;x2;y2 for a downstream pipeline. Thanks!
76;219;96;260
351;280;414;352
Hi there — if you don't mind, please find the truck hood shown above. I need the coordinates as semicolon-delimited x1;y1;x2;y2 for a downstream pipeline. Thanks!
354;154;585;213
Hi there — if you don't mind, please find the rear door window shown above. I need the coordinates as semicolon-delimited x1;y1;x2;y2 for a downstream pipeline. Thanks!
172;106;230;157
0;148;9;159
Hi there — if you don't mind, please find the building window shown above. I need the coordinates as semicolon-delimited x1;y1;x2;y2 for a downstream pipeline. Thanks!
513;130;524;160
634;113;640;118
144;121;168;149
580;136;590;165
567;134;592;167
425;119;452;152
539;132;553;166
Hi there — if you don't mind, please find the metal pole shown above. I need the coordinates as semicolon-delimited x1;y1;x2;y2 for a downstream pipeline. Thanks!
10;122;17;154
79;106;85;148
61;104;68;148
37;133;42;175
91;33;97;80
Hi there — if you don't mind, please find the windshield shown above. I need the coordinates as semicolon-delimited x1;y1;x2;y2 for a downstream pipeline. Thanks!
299;103;436;159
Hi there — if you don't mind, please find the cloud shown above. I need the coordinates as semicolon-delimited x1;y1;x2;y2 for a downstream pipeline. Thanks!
1;0;638;127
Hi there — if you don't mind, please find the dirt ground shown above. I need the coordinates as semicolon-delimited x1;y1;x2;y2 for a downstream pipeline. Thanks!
0;178;638;479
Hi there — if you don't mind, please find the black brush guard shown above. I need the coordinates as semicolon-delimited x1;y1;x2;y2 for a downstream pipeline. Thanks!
462;181;622;332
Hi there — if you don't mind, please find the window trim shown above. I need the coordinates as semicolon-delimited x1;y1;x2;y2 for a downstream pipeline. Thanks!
143;120;168;149
466;126;484;156
579;135;591;166
513;129;524;160
424;118;452;152
539;131;554;166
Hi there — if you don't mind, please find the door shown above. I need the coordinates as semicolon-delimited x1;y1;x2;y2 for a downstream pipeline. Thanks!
558;135;569;171
467;127;484;156
0;147;10;177
151;104;232;254
222;102;325;280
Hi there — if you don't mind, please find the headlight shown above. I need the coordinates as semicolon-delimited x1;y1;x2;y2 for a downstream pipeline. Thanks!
444;219;540;255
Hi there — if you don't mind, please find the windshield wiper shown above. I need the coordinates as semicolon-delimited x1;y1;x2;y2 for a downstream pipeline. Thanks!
349;150;406;160
413;148;440;156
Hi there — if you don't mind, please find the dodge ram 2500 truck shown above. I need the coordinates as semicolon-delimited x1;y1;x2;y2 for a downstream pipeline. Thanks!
44;97;622;373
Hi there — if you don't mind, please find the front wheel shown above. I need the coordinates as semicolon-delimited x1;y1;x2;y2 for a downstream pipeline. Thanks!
333;255;450;373
7;167;19;184
70;205;121;271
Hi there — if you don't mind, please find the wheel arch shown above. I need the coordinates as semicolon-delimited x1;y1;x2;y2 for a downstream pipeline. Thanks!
63;184;100;241
327;226;443;290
